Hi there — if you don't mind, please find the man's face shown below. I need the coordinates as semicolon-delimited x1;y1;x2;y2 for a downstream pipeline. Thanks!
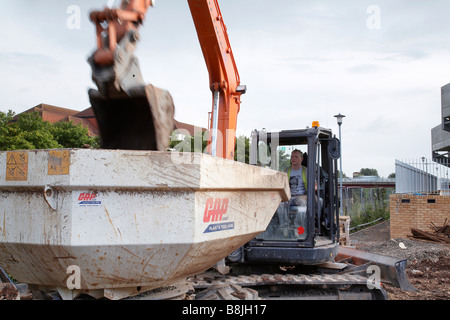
291;152;302;167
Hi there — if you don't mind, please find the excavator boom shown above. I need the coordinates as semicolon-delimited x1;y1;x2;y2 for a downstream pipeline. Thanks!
188;0;246;159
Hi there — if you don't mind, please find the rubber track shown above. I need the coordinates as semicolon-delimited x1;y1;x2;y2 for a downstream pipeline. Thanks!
189;273;369;289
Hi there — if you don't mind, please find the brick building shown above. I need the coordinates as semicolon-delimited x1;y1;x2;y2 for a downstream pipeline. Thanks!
18;103;99;136
17;103;205;140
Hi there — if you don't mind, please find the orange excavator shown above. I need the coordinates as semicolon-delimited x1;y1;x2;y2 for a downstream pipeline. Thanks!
86;0;415;300
88;0;246;159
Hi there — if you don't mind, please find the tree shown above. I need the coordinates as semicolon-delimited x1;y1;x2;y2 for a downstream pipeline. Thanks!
235;135;250;163
169;131;252;163
0;110;99;151
359;168;379;177
278;149;291;172
338;170;348;178
50;121;99;148
0;110;15;128
169;130;208;153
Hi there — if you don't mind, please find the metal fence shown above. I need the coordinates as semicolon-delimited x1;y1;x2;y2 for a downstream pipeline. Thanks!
395;158;450;195
340;186;394;218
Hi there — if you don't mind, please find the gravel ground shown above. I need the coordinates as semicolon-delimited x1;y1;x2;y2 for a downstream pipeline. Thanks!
350;220;449;300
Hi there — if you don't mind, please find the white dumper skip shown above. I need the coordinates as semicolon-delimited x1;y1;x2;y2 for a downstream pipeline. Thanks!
0;149;289;299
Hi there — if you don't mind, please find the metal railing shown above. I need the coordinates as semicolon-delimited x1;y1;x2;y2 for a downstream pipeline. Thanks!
395;158;450;195
340;186;394;218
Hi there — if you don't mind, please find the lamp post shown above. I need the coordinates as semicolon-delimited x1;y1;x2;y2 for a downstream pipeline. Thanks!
334;113;345;216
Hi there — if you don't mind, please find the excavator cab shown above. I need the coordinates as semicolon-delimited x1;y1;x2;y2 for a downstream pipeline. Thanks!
228;125;342;266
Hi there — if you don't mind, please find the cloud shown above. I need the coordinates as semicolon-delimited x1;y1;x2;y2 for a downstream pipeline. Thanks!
0;52;59;73
348;64;383;74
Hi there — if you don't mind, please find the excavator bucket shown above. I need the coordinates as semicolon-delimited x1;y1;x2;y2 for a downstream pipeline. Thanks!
336;246;417;292
89;84;175;151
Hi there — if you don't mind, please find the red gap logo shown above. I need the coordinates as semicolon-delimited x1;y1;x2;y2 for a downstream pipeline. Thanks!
203;198;234;233
78;192;101;206
203;198;229;223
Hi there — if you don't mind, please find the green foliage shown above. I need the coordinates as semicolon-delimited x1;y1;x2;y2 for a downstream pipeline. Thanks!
338;170;348;178
0;110;99;151
278;149;291;172
51;121;99;148
359;168;379;177
350;207;390;231
169;130;208;153
169;131;251;163
0;110;15;129
347;187;392;231
235;135;250;163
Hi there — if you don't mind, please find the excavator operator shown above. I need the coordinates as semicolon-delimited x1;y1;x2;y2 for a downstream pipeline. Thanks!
286;150;308;207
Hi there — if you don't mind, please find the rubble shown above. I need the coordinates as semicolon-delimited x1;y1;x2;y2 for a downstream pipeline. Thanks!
350;220;449;300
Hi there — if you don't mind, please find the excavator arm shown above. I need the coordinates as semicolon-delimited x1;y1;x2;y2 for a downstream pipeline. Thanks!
89;0;154;96
188;0;246;159
88;0;245;159
90;0;153;67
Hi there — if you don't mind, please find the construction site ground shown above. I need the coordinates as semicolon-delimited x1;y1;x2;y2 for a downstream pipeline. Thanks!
350;220;449;300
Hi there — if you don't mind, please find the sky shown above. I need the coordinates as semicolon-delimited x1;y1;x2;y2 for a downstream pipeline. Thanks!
1;0;449;178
